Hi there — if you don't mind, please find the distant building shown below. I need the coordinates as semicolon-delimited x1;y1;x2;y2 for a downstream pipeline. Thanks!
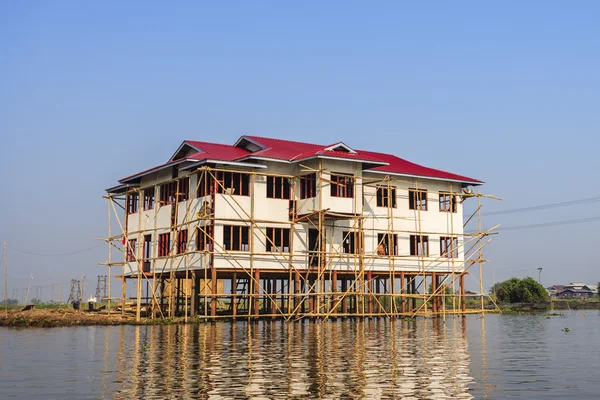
547;282;598;299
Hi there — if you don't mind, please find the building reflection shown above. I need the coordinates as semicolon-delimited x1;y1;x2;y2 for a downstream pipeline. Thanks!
107;317;476;399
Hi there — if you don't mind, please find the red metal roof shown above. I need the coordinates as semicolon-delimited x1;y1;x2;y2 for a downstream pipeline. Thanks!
118;135;482;184
183;140;250;161
241;136;482;183
359;149;483;183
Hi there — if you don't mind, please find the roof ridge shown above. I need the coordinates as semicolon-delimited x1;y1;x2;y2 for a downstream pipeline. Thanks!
244;135;326;148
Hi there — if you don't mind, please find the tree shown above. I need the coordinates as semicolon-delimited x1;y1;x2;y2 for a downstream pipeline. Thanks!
494;277;549;303
30;298;43;305
597;282;600;300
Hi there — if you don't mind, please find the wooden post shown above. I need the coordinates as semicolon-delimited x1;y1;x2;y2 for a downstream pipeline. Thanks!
210;268;217;318
432;272;437;313
367;271;373;316
341;276;348;314
254;269;260;318
190;273;197;318
294;270;300;313
400;271;405;314
332;270;338;315
270;277;277;318
308;276;315;315
411;278;417;312
232;272;237;319
460;273;466;314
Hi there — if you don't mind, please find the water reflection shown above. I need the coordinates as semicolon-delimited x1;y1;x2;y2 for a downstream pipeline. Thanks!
107;318;474;399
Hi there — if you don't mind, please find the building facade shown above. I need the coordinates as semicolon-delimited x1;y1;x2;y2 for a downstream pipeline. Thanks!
106;136;486;319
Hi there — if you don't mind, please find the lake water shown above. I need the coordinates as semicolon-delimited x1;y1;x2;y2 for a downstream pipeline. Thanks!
1;311;599;399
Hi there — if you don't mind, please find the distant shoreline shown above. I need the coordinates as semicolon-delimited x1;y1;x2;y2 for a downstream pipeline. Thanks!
1;301;598;328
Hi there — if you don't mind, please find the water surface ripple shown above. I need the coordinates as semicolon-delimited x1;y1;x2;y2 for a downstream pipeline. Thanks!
1;312;599;399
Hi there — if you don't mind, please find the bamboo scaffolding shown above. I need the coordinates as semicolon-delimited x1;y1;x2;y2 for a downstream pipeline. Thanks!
102;163;500;320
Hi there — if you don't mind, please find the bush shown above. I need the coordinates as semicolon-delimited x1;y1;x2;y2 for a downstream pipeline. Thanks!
493;277;549;303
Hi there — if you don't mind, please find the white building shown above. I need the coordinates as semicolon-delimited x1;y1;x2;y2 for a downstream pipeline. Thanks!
107;135;483;318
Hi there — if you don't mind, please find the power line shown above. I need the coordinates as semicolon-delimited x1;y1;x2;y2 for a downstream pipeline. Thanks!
6;243;103;257
482;196;600;216
496;215;600;231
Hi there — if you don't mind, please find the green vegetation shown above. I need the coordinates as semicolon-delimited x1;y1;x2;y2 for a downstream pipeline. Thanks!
492;277;549;303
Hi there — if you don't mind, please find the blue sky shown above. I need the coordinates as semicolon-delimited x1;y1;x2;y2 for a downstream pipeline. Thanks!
1;1;599;300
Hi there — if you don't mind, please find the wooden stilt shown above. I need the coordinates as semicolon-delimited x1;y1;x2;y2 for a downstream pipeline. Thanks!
232;272;237;319
254;269;260;318
210;268;217;317
400;271;405;314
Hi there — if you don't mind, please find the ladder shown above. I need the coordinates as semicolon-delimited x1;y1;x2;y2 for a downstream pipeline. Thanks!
228;277;250;314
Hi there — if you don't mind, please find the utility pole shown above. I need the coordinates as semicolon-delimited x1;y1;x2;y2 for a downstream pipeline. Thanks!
537;267;543;285
24;274;33;306
3;241;7;317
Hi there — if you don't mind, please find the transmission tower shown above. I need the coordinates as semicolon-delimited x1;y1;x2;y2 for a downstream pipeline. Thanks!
80;276;86;300
95;275;107;300
68;279;81;303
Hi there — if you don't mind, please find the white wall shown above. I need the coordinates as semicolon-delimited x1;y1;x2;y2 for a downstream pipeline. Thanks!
122;160;471;275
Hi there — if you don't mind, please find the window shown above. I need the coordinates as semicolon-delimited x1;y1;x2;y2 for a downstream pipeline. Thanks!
342;231;361;254
440;236;458;258
126;239;137;261
376;187;397;208
177;178;189;202
409;189;427;211
143;235;152;259
331;174;354;198
300;173;317;199
266;227;291;252
216;171;250;196
377;233;398;256
308;228;320;267
196;227;206;251
410;235;429;256
143;188;154;211
126;192;139;215
439;192;457;213
196;173;214;198
289;200;297;221
143;235;151;272
159;182;177;206
266;176;291;199
223;225;250;251
158;233;170;257
177;229;188;254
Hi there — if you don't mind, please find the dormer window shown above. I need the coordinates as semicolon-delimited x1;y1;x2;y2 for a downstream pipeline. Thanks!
324;142;357;154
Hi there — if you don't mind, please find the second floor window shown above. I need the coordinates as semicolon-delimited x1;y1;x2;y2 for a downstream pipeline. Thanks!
331;174;354;198
223;225;249;251
158;233;171;257
126;192;139;215
376;187;397;208
300;173;317;199
266;227;291;252
216;171;250;196
342;231;361;254
439;192;457;213
143;188;154;211
177;229;188;254
440;236;458;258
196;172;214;198
159;182;177;206
126;239;137;261
377;233;398;255
267;176;290;199
196;226;212;251
409;189;427;211
409;235;429;256
177;178;189;202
